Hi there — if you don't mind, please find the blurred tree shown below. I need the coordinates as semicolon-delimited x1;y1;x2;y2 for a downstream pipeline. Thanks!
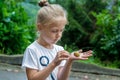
92;0;120;67
0;0;35;55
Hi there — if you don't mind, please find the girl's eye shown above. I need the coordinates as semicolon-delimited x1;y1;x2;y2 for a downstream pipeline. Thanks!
51;29;64;33
60;29;64;32
51;30;58;33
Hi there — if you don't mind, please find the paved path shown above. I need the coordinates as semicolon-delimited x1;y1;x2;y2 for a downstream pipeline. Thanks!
0;63;79;80
0;70;80;80
1;68;120;80
0;63;120;80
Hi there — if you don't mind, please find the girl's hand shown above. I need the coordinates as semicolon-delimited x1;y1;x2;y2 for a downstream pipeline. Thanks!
69;49;93;61
53;50;70;66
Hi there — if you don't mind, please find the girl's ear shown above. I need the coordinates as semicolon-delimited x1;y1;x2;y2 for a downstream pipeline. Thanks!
37;23;43;31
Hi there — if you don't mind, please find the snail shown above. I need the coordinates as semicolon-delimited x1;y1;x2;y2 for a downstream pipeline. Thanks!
74;51;80;57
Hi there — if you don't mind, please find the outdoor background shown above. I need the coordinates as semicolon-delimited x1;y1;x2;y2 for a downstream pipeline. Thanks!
0;0;120;69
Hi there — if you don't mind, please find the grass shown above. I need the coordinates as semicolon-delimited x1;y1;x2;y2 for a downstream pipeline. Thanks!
78;56;119;69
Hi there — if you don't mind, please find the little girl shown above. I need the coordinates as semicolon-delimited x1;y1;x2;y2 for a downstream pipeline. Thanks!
22;0;92;80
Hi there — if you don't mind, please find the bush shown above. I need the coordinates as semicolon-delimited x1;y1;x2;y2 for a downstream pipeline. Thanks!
92;9;120;65
0;0;35;55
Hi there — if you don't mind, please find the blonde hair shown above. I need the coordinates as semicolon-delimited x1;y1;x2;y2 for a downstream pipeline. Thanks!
37;0;68;26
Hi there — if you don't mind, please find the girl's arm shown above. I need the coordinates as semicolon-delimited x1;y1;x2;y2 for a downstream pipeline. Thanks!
57;50;92;80
26;61;57;80
57;59;73;80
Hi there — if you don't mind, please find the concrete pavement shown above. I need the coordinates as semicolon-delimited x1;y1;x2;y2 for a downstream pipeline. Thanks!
0;70;80;80
0;54;120;80
0;63;120;80
0;63;79;80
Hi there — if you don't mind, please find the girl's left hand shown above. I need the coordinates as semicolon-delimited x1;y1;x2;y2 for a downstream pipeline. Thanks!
69;49;93;61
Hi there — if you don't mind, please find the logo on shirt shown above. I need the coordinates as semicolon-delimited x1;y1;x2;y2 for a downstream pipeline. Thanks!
39;56;55;80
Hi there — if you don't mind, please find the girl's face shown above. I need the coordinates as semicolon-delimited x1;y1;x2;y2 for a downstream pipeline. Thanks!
39;17;67;45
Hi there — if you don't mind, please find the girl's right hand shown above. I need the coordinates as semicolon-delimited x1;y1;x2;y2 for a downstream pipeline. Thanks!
53;50;70;66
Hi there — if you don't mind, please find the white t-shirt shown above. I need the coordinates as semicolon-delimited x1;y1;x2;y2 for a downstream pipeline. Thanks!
22;41;66;80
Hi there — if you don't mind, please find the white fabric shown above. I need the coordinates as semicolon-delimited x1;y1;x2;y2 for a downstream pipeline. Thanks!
22;41;66;80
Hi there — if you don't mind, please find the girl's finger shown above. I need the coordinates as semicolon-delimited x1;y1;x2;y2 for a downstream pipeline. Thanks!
78;49;83;53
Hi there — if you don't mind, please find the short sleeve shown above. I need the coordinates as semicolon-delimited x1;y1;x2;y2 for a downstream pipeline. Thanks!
22;48;38;70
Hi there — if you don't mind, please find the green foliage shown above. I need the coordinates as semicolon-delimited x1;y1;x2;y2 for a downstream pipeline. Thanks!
0;0;35;55
92;7;120;65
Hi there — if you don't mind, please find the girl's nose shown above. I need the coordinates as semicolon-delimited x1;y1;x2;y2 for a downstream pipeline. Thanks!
56;32;62;38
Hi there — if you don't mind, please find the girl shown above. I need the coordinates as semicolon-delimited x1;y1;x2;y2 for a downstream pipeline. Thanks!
22;0;92;80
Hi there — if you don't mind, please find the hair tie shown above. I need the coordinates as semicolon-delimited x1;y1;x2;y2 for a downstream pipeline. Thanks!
38;0;49;7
